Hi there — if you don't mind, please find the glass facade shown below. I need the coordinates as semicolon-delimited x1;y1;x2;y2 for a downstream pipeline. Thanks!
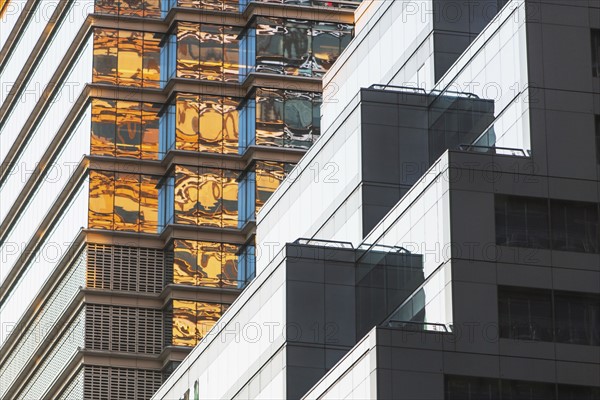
159;93;240;154
499;286;600;346
445;375;600;400
93;28;161;88
171;300;225;346
238;161;295;226
246;88;321;149
94;0;161;17
91;99;161;159
171;239;240;288
159;165;238;228
240;18;352;78
161;22;239;84
88;170;159;233
495;195;600;253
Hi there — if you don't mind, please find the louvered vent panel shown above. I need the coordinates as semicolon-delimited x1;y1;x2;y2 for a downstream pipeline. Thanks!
84;366;162;400
86;243;165;293
85;305;163;355
85;304;110;351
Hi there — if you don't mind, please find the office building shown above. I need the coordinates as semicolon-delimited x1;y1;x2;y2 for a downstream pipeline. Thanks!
0;0;357;398
154;0;600;399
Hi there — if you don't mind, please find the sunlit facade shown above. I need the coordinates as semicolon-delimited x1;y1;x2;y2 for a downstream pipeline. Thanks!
154;0;600;399
0;0;357;398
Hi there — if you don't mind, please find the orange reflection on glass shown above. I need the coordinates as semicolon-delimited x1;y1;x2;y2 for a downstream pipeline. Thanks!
93;29;118;84
141;103;160;160
222;97;239;154
199;25;223;81
174;165;200;225
256;161;288;213
91;99;116;156
223;30;239;82
198;95;223;153
114;173;140;232
221;170;238;228
173;239;196;285
173;240;239;287
139;175;159;232
176;94;200;151
172;300;224;346
221;243;239;287
177;0;238;12
197;170;221;227
196;302;222;340
143;32;161;88
116;100;142;158
172;300;197;347
95;0;161;17
88;171;159;233
197;241;222;287
89;170;115;229
118;30;144;87
177;22;200;79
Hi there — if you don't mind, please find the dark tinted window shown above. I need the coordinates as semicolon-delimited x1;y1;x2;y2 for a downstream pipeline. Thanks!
596;115;600;164
502;379;556;400
551;200;599;253
498;287;553;342
446;375;500;400
554;292;600;346
558;384;600;400
592;30;600;77
495;195;549;249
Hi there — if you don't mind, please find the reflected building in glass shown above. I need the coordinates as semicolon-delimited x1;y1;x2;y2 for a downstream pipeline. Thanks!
0;0;356;398
154;0;600;399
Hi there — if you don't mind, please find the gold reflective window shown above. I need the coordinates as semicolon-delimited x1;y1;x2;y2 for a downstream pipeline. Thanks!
115;101;142;158
114;172;140;232
174;165;199;225
176;0;238;12
91;99;117;156
255;161;292;213
172;240;239;287
93;29;118;84
173;93;239;154
140;175;159;232
89;170;115;229
176;94;200;151
88;171;159;233
172;300;224;346
173;166;239;227
93;28;161;87
118;30;144;87
177;22;200;80
141;103;161;160
175;23;239;82
91;98;161;160
94;0;161;18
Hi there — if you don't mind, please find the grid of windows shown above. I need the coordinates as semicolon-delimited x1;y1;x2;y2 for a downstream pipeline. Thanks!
446;375;600;400
240;18;353;78
88;170;159;233
93;28;161;88
498;286;600;346
171;239;240;288
495;195;600;253
169;300;227;346
91;99;161;160
94;0;161;18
